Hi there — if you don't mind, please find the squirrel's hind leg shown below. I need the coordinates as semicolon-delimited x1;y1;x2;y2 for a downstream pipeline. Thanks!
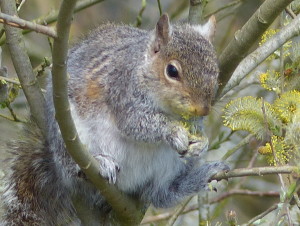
143;160;229;208
94;154;120;184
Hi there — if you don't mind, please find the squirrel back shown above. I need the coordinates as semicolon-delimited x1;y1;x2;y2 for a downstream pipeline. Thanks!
2;14;228;225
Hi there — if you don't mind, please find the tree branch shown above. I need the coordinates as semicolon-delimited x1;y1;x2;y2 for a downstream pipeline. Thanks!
157;0;162;16
0;0;46;134
204;0;241;19
241;204;278;226
0;75;20;86
166;196;193;226
142;189;279;225
210;189;279;204
142;166;298;224
222;134;253;160
0;64;8;103
0;12;57;38
135;0;147;27
212;166;299;181
218;13;300;99
51;0;143;225
0;0;105;45
217;0;293;96
188;0;205;24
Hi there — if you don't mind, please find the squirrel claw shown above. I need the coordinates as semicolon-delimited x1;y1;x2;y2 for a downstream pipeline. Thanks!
186;135;208;157
94;154;120;184
201;161;230;184
166;125;189;154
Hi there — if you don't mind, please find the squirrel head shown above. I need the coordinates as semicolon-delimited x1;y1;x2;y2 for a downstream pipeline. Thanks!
147;14;218;119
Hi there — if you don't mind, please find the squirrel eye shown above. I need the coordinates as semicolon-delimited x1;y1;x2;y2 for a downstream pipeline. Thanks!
166;64;179;80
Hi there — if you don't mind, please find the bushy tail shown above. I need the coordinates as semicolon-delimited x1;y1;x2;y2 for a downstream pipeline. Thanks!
1;122;78;225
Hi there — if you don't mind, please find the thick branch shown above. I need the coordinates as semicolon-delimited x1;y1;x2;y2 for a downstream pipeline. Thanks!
0;12;57;38
212;166;299;181
188;0;205;24
218;14;300;99
217;0;293;96
51;0;142;225
0;0;46;134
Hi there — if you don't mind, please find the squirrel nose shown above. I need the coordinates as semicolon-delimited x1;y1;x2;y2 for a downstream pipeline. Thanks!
193;105;210;116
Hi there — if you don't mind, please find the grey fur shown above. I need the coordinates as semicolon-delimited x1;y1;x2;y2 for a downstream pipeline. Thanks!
2;14;228;225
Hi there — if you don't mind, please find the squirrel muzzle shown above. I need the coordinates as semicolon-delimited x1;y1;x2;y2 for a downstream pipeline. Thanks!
190;105;210;116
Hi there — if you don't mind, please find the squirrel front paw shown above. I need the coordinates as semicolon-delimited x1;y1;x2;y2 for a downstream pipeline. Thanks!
199;161;230;189
187;135;209;157
94;154;120;184
165;125;189;155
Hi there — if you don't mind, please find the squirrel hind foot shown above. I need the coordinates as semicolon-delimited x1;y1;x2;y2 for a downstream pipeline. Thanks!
94;154;120;184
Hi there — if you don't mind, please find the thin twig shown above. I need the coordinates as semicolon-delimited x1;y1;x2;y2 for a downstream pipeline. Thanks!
204;0;241;19
141;212;172;225
210;189;279;204
271;181;300;225
166;196;193;226
209;131;234;151
135;0;147;27
262;91;292;224
293;193;300;209
0;75;20;86
157;0;162;16
0;0;105;45
0;12;57;38
0;113;15;122
142;189;280;225
285;7;297;19
222;134;253;160
33;57;51;77
5;102;19;122
0;62;7;102
241;204;278;226
217;75;260;103
247;150;259;169
0;28;5;40
0;0;46;134
17;0;26;12
234;150;259;188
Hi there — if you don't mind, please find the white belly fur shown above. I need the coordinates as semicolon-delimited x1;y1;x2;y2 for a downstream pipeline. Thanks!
70;104;182;193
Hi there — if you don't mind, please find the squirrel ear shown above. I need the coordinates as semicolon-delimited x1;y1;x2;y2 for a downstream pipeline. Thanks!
192;15;216;42
152;13;171;53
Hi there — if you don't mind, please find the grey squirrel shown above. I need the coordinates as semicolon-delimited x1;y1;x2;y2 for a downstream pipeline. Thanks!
2;14;229;225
